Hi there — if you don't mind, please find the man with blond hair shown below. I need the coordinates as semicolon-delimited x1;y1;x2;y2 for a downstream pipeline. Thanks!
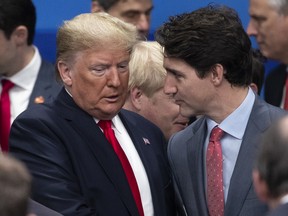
10;12;175;216
124;41;189;141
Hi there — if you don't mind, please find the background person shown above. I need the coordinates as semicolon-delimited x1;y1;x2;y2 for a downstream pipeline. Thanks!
0;154;62;216
247;0;288;64
250;49;266;95
123;41;189;141
264;64;288;109
247;0;288;110
0;154;32;216
0;0;61;152
253;115;288;216
91;0;153;39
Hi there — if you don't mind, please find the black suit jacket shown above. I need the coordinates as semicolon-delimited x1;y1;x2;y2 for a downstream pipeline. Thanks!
10;88;175;216
28;60;61;107
264;64;287;107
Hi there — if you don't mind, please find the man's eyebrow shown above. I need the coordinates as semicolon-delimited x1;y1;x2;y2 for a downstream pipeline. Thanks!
122;6;154;16
165;67;182;75
122;10;141;16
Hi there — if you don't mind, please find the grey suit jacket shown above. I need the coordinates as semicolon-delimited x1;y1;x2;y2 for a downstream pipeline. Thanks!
28;60;61;108
266;203;288;216
168;96;287;216
29;199;62;216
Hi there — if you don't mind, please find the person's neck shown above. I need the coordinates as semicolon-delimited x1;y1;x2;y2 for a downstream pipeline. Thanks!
4;45;35;77
208;84;249;124
268;193;288;209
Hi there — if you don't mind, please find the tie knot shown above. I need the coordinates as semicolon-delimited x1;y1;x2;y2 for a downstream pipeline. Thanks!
209;126;224;142
1;79;14;92
98;120;112;130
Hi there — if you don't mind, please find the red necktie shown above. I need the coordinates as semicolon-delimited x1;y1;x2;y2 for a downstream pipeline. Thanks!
284;74;288;110
98;120;144;216
206;126;225;216
0;79;14;152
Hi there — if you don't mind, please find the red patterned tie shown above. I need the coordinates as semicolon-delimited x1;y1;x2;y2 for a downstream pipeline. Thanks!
0;79;14;152
98;120;144;216
206;126;225;216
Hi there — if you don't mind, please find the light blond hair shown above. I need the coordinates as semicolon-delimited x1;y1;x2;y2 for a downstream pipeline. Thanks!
128;41;166;97
56;12;139;78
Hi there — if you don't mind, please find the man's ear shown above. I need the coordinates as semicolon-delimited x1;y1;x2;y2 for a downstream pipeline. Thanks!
91;0;104;13
252;170;269;203
12;26;28;46
130;87;143;111
250;83;259;94
210;64;224;86
57;61;73;86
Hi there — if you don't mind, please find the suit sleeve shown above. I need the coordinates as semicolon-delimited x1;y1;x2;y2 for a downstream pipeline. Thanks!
9;116;96;216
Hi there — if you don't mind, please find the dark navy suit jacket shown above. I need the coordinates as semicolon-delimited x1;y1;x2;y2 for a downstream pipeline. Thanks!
28;60;61;107
264;64;287;107
10;88;175;216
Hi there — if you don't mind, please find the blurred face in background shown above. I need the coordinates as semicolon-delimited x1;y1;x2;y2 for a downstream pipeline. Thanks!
139;88;189;141
247;0;288;63
92;0;153;39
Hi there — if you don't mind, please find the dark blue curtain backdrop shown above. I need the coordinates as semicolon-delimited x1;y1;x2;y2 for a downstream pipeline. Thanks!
33;0;280;95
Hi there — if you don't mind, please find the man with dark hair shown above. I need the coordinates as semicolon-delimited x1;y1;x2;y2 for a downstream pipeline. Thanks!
91;0;153;38
253;116;288;216
155;4;286;216
250;49;266;95
0;0;61;152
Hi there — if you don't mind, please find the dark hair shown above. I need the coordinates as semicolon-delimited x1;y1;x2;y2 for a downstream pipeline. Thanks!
0;0;36;45
92;0;119;11
252;49;266;95
155;4;252;87
255;117;288;198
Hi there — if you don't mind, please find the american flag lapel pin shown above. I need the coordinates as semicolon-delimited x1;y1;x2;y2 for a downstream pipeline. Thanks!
143;137;150;145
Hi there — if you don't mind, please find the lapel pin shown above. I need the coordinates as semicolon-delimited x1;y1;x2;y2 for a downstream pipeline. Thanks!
34;96;45;104
143;137;150;145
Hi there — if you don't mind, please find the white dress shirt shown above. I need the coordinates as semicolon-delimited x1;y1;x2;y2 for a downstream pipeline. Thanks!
0;46;41;124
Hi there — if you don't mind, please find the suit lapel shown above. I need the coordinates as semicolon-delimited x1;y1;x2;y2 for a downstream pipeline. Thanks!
118;111;166;216
56;90;139;216
225;97;273;215
187;118;210;216
28;61;61;107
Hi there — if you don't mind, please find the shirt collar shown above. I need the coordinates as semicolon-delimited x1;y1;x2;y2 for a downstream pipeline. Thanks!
95;115;122;134
207;87;255;139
